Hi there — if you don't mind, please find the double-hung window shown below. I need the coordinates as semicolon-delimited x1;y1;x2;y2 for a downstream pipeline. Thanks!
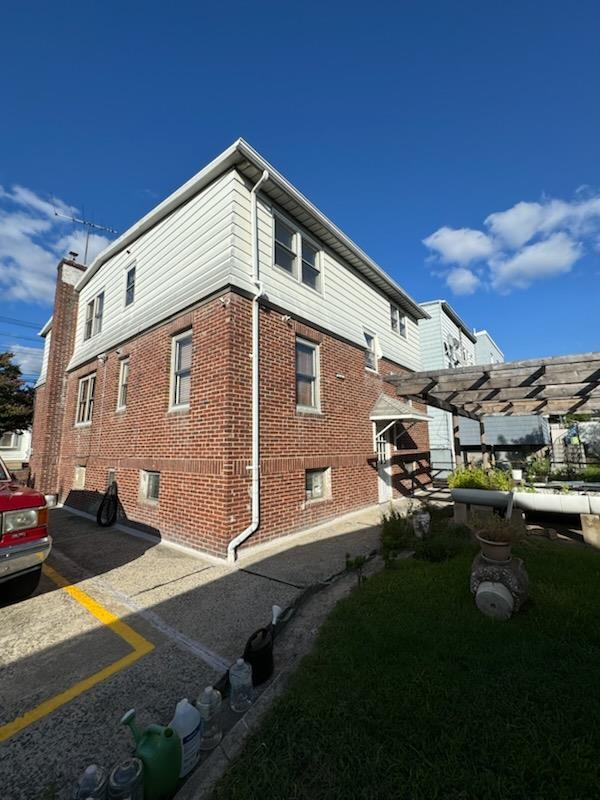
76;373;96;424
390;304;406;337
296;338;319;411
116;358;129;410
274;216;322;291
364;332;377;371
84;292;104;340
125;265;136;306
171;331;192;408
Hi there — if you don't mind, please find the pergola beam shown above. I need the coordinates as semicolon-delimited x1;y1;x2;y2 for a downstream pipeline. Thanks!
387;351;600;419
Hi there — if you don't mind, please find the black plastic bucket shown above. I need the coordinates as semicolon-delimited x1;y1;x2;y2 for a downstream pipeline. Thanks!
243;626;274;686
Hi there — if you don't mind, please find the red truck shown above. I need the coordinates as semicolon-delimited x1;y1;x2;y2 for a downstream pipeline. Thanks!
0;455;52;602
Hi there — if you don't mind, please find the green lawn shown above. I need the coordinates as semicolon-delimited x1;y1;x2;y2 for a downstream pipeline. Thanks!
213;538;600;800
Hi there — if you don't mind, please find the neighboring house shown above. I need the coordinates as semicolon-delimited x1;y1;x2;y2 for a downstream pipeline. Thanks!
473;329;503;365
419;302;550;473
418;300;477;476
460;415;551;465
0;429;32;470
30;139;431;559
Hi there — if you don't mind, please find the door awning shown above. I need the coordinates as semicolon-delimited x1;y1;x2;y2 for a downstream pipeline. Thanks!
370;393;431;422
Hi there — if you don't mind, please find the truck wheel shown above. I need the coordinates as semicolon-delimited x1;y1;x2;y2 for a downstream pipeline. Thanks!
1;567;42;603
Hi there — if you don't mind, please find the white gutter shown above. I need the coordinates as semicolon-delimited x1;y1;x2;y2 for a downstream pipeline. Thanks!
227;169;270;563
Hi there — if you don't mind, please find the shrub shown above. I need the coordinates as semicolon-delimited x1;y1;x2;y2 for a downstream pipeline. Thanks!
448;465;513;491
549;466;583;481
525;455;551;480
582;465;600;483
414;532;464;562
380;508;416;561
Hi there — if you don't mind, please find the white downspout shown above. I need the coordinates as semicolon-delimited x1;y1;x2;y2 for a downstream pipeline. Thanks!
227;169;269;563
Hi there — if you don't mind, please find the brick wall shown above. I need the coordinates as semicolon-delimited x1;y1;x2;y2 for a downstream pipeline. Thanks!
36;289;429;558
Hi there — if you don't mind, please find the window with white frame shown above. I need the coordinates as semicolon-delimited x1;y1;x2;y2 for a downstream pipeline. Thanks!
390;304;406;338
116;358;129;410
0;432;19;449
171;331;192;408
125;265;136;306
84;292;104;340
296;338;319;410
140;470;160;502
305;468;330;501
274;216;322;291
76;373;96;424
364;332;377;371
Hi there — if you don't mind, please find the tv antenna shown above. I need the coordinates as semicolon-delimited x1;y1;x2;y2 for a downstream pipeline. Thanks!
53;206;118;265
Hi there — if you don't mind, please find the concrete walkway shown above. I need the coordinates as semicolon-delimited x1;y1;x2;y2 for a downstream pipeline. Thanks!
1;500;411;799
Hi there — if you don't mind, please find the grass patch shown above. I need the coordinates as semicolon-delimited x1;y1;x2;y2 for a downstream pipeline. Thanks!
213;539;600;800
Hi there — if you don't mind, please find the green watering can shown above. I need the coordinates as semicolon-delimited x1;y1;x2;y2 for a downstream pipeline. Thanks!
121;708;181;800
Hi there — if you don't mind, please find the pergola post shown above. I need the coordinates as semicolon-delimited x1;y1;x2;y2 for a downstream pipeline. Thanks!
479;419;490;470
452;412;465;468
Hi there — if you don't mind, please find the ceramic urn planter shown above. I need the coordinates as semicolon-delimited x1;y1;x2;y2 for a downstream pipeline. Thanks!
475;533;512;563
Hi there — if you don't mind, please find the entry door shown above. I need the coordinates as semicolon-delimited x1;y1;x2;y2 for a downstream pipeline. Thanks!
376;425;393;503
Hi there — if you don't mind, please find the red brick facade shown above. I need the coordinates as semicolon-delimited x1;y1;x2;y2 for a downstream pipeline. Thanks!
31;288;430;558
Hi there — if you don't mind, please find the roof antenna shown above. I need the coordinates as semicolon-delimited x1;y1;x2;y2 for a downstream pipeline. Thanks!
53;201;118;265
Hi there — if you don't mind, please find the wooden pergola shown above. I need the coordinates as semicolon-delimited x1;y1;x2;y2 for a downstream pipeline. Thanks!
386;351;600;466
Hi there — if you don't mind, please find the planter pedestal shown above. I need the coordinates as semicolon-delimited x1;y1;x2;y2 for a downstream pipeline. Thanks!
470;553;529;620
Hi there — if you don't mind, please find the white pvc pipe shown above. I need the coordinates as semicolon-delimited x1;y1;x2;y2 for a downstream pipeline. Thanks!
227;170;269;563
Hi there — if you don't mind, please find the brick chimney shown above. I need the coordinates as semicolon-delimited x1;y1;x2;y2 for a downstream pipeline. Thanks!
30;258;85;493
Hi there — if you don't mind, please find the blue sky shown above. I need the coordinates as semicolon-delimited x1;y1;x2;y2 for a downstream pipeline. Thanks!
1;0;599;379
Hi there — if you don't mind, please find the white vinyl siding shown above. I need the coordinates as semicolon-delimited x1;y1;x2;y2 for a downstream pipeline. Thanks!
35;331;51;388
69;171;238;371
76;374;96;425
230;176;421;371
171;331;192;409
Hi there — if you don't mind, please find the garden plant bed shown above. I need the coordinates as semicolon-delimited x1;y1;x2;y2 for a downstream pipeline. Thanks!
214;538;600;800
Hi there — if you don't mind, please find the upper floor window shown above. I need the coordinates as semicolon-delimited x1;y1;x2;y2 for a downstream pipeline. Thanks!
125;265;136;306
390;305;406;338
171;331;192;408
364;332;377;371
76;373;96;424
116;358;129;411
84;292;104;340
296;338;319;411
274;216;322;292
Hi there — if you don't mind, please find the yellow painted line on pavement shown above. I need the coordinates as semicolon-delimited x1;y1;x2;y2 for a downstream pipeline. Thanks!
0;564;154;742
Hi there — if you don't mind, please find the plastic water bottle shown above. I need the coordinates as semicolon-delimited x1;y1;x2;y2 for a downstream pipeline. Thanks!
229;658;253;713
107;757;144;799
72;764;108;799
197;686;223;750
169;698;203;777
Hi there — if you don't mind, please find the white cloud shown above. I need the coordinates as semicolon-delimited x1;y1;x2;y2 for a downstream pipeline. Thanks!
0;185;114;303
422;226;494;265
490;233;581;291
9;345;44;377
446;267;480;295
424;191;599;294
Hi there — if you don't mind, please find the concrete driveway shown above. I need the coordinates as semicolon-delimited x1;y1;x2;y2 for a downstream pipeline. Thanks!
1;504;384;799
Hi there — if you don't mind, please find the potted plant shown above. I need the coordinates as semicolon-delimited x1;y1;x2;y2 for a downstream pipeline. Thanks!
469;511;527;562
448;465;514;510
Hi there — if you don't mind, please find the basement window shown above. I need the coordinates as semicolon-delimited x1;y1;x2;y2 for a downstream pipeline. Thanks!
140;470;160;503
305;468;330;502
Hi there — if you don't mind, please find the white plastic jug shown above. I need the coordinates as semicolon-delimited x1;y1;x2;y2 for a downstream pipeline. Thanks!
169;698;203;777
